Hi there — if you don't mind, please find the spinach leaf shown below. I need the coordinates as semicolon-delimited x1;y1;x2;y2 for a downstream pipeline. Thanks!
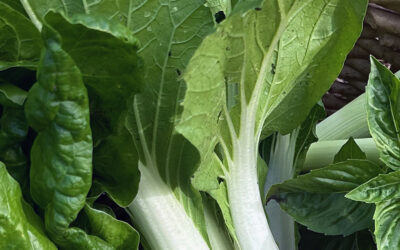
25;23;111;249
0;162;57;249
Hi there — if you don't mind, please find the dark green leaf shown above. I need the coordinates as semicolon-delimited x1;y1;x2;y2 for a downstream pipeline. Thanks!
0;83;27;107
43;12;142;207
334;137;367;163
267;160;381;236
24;24;111;249
275;192;374;236
299;228;375;250
268;160;382;196
0;2;42;70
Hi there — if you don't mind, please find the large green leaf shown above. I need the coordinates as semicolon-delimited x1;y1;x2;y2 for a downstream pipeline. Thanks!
176;0;367;246
374;198;400;250
347;171;400;203
42;12;143;207
24;24;112;249
267;160;381;235
122;0;218;246
267;160;382;195
275;192;374;236
0;162;57;249
0;1;41;69
366;57;400;170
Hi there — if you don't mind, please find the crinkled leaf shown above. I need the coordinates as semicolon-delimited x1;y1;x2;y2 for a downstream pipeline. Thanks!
0;162;57;249
374;198;400;250
42;12;142;207
24;24;111;249
366;57;400;170
346;171;400;203
0;1;41;70
334;137;367;163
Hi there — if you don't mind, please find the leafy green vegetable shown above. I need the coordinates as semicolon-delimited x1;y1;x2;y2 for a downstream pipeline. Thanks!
334;137;367;163
0;162;57;249
374;198;400;250
366;56;400;170
74;204;140;250
0;1;41;70
42;12;143;207
24;23;111;248
178;0;367;247
268;160;381;235
347;171;400;203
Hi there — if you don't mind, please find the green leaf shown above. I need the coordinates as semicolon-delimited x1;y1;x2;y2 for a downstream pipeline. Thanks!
77;204;140;250
24;24;111;249
347;171;400;203
267;160;381;236
0;83;27;107
293;103;326;171
366;56;400;170
274;192;374;236
177;0;367;247
0;107;30;201
374;198;400;250
122;0;218;247
334;137;367;163
0;1;42;70
42;12;142;207
0;162;57;249
268;160;382;196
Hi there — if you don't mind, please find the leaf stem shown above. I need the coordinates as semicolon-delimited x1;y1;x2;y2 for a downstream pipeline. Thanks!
20;0;42;31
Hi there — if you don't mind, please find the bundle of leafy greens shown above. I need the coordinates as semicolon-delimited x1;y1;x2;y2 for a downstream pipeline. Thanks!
7;0;400;249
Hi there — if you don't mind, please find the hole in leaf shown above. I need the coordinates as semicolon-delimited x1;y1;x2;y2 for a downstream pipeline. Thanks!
214;11;226;23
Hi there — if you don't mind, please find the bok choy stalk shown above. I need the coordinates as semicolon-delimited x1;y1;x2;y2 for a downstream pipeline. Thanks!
21;1;233;248
121;1;233;249
177;0;368;249
265;132;299;250
264;104;324;250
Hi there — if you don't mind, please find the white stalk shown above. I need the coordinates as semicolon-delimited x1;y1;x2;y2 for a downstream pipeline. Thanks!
264;132;299;250
226;113;278;250
127;162;209;250
317;93;369;140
